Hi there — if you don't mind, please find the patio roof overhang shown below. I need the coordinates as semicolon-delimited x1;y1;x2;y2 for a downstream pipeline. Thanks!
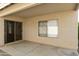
0;3;11;10
0;3;40;17
0;3;78;18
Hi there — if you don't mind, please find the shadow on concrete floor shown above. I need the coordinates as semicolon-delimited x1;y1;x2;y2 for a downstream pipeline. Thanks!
0;50;11;56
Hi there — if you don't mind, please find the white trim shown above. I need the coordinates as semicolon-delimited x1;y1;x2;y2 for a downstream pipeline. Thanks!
0;3;11;9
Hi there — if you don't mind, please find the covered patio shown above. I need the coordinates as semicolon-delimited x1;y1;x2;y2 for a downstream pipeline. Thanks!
0;40;78;56
0;3;78;56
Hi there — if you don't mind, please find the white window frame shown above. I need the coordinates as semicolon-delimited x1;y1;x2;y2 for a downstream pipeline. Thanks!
38;19;58;37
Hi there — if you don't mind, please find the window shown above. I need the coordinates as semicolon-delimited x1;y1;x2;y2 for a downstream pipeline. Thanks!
38;20;58;37
38;21;47;37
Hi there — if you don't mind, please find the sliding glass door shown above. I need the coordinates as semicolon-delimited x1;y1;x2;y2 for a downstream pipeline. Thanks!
4;20;22;43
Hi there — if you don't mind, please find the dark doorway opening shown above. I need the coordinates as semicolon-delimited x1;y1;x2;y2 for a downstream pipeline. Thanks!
78;22;79;53
4;20;22;43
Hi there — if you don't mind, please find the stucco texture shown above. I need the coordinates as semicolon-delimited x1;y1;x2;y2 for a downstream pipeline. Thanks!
0;10;78;50
23;11;78;49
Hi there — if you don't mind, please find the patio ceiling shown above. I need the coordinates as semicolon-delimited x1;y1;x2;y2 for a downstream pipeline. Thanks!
0;3;40;17
6;3;77;18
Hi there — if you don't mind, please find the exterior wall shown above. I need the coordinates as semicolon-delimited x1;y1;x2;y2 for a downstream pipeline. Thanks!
23;10;78;49
0;18;4;46
0;10;78;50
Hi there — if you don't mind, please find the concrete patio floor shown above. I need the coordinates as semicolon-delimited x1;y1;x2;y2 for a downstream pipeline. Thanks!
0;40;78;56
0;50;11;56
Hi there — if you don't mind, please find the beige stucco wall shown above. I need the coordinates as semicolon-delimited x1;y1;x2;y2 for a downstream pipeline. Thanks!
0;10;78;50
0;18;4;46
23;10;78;49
